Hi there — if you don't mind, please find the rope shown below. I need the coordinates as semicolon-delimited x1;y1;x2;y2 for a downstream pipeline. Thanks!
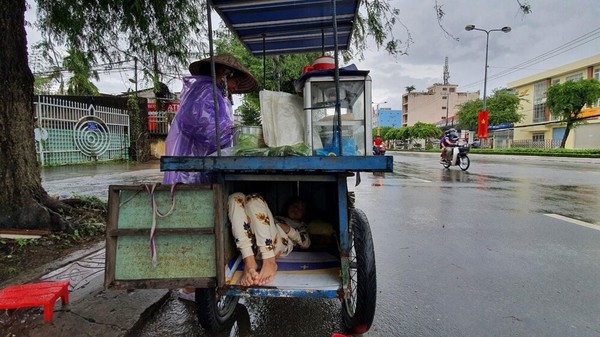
145;183;177;267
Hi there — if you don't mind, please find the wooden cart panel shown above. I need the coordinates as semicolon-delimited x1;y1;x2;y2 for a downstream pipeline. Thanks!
105;184;222;289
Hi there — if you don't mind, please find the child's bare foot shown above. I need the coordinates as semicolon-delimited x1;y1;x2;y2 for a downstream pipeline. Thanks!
257;257;278;285
240;256;259;286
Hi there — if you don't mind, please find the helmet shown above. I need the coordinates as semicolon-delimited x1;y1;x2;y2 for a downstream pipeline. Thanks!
445;128;456;137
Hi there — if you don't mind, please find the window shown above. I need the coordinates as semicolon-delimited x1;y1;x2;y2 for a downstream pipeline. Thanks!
595;68;600;107
532;133;545;142
566;73;583;82
551;79;560;85
533;81;547;123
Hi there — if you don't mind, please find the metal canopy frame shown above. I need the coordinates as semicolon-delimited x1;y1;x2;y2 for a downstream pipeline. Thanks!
207;0;359;156
209;0;359;57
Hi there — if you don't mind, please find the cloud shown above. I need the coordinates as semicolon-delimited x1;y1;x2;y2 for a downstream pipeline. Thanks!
349;0;599;112
26;0;599;110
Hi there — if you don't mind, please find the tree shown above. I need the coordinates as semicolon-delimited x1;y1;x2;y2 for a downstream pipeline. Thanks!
410;122;442;142
546;79;600;148
63;48;99;95
456;88;524;131
405;85;416;93
236;99;261;126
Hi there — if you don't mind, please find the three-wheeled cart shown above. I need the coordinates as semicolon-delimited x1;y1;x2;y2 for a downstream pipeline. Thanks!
105;1;393;334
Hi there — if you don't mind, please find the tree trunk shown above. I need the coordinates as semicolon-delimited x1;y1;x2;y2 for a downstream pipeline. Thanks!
560;118;573;149
0;0;68;231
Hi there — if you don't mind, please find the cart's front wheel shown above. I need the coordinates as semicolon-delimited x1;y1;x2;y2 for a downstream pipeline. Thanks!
342;208;377;334
195;287;239;332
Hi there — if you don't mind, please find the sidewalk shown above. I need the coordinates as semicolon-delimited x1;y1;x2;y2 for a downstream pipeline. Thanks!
1;242;170;336
1;160;168;336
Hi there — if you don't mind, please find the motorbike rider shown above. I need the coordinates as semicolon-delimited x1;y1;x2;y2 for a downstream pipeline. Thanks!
440;128;458;163
373;135;384;155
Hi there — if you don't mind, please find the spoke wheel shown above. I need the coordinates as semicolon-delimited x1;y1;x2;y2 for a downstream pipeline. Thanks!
459;155;470;171
342;208;377;334
195;287;239;332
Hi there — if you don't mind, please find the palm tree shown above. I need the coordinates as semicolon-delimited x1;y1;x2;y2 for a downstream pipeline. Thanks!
62;49;99;95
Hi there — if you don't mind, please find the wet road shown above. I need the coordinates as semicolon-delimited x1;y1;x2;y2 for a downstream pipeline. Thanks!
42;161;163;200
41;154;600;337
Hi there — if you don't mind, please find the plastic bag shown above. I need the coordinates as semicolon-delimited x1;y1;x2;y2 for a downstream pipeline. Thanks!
163;76;233;185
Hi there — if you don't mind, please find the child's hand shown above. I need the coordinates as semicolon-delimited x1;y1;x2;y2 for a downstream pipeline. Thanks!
280;223;291;234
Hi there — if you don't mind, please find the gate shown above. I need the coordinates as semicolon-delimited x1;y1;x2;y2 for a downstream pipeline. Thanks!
35;96;130;166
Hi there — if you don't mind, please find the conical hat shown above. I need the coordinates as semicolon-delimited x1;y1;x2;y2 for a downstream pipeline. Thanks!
188;54;258;94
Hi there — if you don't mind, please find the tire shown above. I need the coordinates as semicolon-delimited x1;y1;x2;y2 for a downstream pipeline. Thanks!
459;155;470;171
442;160;450;169
342;208;377;334
195;287;239;332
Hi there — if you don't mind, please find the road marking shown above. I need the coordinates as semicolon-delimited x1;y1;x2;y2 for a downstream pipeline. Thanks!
411;177;432;183
545;214;600;231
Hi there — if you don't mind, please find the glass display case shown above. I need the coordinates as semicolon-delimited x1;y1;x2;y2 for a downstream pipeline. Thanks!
302;75;372;156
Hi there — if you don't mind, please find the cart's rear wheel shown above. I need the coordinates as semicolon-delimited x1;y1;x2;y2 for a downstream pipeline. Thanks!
342;208;377;334
195;287;239;332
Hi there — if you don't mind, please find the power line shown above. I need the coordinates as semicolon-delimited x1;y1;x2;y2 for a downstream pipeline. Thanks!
462;27;600;89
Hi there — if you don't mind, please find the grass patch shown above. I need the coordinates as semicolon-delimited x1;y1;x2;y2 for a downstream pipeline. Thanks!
394;147;600;158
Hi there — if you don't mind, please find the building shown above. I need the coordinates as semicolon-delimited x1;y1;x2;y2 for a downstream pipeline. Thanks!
507;54;600;149
401;57;479;128
401;83;479;127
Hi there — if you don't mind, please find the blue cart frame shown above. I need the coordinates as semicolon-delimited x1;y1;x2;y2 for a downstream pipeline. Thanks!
161;1;394;334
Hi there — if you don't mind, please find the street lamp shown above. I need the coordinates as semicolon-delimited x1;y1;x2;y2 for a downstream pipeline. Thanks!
373;101;387;135
465;24;511;111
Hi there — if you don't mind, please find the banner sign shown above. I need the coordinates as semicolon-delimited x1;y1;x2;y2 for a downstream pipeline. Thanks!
148;102;179;112
477;111;489;139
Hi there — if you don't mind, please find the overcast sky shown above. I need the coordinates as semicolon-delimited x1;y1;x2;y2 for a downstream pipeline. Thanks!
357;0;600;111
26;0;599;111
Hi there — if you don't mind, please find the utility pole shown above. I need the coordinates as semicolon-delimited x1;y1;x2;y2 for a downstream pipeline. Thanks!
134;57;138;96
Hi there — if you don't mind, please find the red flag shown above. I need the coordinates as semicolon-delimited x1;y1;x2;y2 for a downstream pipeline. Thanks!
477;111;489;139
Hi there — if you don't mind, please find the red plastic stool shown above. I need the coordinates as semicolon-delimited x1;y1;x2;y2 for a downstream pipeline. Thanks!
0;281;70;322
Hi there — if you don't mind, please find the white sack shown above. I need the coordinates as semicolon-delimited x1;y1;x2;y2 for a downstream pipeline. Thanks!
260;90;305;147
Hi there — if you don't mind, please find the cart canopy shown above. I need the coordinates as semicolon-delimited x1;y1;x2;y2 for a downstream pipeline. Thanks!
211;0;359;56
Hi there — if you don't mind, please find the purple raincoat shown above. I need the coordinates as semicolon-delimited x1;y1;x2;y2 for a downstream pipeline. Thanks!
163;76;233;184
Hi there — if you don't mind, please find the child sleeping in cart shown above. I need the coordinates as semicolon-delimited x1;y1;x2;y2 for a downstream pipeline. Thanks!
228;193;311;286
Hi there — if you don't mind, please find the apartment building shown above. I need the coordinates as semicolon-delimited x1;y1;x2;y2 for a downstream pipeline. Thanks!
507;54;600;149
401;83;479;127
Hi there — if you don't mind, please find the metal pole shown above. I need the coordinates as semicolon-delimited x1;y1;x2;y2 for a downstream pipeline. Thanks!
332;0;342;155
483;31;490;111
207;1;221;156
262;34;266;90
134;57;138;95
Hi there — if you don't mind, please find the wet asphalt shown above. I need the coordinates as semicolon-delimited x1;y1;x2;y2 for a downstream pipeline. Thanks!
3;153;600;336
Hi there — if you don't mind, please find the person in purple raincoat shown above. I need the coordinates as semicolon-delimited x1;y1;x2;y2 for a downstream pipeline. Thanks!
166;54;258;301
163;54;258;185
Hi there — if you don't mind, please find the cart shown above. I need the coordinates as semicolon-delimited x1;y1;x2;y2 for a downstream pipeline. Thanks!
104;1;393;334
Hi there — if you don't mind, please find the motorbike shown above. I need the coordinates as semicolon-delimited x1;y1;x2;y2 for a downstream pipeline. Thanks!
441;144;470;171
373;143;386;155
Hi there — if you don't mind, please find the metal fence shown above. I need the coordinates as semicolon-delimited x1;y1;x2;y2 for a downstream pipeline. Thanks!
35;96;130;166
148;111;172;136
510;139;562;149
